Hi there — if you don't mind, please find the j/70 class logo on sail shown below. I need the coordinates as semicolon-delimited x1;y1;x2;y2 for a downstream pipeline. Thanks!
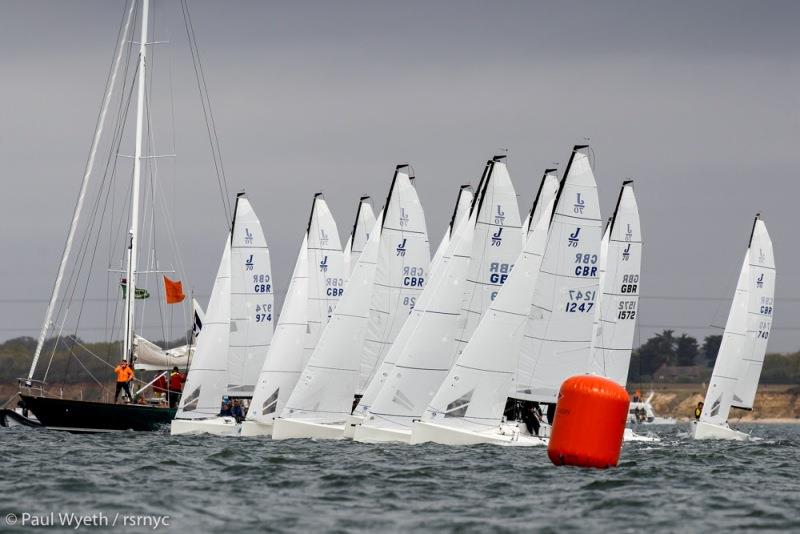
568;227;581;247
244;228;254;245
396;239;407;257
495;205;505;225
491;227;503;247
574;193;585;214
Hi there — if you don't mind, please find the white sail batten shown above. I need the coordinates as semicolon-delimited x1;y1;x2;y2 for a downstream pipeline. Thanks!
227;194;274;396
356;167;430;396
589;182;641;385
701;217;775;424
516;148;603;403
176;238;231;419
344;197;376;282
359;205;475;431
454;158;522;356
418;199;553;433
245;235;309;426
280;216;382;424
430;185;473;275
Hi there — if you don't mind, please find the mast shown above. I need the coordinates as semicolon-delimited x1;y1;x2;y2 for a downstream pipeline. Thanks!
123;0;150;364
26;1;137;382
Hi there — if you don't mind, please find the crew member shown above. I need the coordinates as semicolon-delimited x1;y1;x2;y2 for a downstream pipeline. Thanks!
114;360;135;403
694;401;704;420
167;366;186;409
231;400;244;423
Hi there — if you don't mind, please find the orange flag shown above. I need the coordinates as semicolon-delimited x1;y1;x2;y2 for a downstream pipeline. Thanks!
164;276;186;304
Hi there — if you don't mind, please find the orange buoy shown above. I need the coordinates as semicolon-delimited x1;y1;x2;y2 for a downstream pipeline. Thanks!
547;375;629;468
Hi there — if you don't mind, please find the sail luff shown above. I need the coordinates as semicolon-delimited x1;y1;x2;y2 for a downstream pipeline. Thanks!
27;0;137;381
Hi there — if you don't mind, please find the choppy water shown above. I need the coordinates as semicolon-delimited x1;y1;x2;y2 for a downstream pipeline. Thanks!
1;424;799;532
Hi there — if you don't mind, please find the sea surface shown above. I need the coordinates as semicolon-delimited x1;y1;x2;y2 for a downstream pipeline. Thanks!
1;423;799;533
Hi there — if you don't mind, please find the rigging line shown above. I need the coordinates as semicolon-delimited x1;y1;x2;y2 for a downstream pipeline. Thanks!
31;0;137;381
180;0;231;226
183;0;231;211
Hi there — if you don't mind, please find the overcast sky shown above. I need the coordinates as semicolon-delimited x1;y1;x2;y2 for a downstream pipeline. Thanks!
1;0;798;354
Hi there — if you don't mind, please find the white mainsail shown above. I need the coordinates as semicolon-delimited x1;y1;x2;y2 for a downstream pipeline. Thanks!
243;234;309;429
589;182;641;385
516;146;603;402
356;204;475;437
276;215;382;428
305;194;345;366
356;166;430;398
175;238;231;419
430;185;473;275
133;336;193;372
700;216;775;426
413;198;553;439
453;157;522;355
344;196;376;281
227;194;274;396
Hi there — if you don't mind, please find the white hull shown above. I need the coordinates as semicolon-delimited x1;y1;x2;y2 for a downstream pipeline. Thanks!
410;420;546;447
271;418;345;441
342;414;364;439
691;420;750;441
623;428;660;442
353;424;411;444
170;416;240;436
239;419;273;437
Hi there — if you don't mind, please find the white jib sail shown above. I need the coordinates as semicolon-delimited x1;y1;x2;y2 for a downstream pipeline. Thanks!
306;194;345;366
176;237;231;419
356;166;430;396
453;157;522;356
227;194;274;396
589;181;641;385
344;196;376;282
701;216;775;424
516;147;603;403
360;204;476;430
420;198;553;433
431;185;474;275
245;234;309;424
280;215;382;424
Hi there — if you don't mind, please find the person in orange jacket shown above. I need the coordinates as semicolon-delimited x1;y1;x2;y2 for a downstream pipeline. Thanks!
167;367;186;409
114;360;135;403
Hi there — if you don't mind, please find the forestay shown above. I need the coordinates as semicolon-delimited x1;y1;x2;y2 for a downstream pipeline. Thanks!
176;238;231;419
360;204;475;429
357;166;430;396
589;182;641;385
701;216;775;424
516;147;603;402
419;199;553;433
227;194;273;396
280;216;382;424
245;235;309;425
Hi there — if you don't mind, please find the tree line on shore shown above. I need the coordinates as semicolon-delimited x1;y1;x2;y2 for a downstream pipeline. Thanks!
0;332;798;385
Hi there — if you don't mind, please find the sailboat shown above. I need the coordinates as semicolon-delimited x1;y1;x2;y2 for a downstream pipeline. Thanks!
692;215;775;440
353;157;522;443
409;197;555;446
170;193;273;435
18;0;222;432
514;146;603;408
342;166;430;436
589;181;641;385
343;196;376;283
240;194;344;436
271;216;382;440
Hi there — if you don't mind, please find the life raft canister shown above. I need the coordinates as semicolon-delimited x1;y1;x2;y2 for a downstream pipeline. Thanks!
547;375;629;468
